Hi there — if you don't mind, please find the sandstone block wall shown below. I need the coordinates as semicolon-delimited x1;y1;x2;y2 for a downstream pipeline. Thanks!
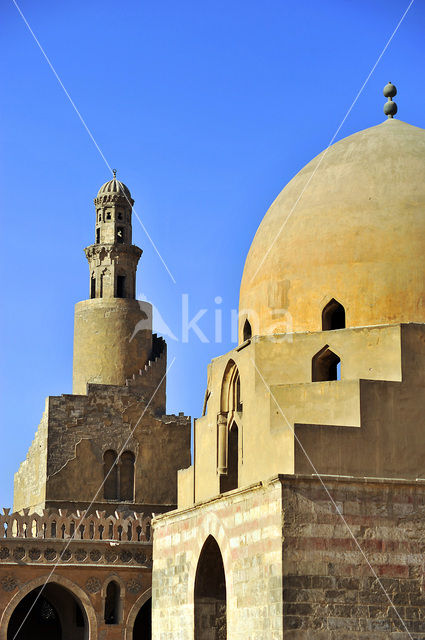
152;475;425;640
14;383;190;515
13;408;49;514
152;479;284;640
282;476;425;639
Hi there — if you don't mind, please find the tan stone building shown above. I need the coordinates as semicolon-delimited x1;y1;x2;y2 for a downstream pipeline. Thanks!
2;85;425;640
0;176;190;639
152;90;425;638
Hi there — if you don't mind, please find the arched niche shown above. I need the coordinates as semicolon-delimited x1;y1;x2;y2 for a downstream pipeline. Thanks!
312;345;341;382
194;536;227;640
322;298;345;331
243;319;252;341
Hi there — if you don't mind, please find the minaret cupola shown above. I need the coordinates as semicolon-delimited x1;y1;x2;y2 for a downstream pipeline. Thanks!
86;170;142;300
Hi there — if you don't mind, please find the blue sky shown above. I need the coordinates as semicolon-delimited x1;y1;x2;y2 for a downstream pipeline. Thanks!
0;0;424;508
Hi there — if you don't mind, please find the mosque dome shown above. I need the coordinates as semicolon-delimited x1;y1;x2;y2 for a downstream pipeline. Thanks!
97;174;132;200
239;118;425;338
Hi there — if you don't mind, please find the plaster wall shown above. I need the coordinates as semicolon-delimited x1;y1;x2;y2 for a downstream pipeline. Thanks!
182;323;419;507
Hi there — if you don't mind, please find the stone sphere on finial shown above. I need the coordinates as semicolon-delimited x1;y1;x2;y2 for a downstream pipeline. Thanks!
384;100;398;117
383;82;397;98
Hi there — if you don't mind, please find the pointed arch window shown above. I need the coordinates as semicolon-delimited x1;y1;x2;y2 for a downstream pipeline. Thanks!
120;451;135;501
103;450;118;500
218;361;242;492
220;423;238;493
243;319;252;341
312;346;341;382
322;299;345;330
104;581;120;624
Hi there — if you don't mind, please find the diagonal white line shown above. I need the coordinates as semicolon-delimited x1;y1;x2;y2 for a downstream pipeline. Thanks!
11;0;177;284
250;0;415;284
11;357;175;640
251;356;414;639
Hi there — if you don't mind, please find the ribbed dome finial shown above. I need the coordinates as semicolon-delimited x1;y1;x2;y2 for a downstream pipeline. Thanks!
96;174;132;201
383;82;397;118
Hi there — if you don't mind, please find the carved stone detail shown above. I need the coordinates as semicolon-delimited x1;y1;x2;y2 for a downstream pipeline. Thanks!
85;577;101;593
1;575;18;592
126;579;142;594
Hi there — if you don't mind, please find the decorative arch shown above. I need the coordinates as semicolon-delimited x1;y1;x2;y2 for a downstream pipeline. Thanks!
322;298;345;331
312;345;341;382
0;574;97;640
220;360;239;414
124;588;152;640
101;573;126;598
218;361;242;484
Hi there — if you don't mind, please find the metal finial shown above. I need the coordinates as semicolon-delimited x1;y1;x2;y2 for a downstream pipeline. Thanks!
112;168;117;179
383;82;397;118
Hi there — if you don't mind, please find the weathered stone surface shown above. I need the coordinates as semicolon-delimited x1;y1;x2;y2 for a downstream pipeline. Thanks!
153;475;425;639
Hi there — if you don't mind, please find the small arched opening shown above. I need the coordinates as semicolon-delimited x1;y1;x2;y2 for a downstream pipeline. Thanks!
90;276;96;299
104;581;120;625
104;450;118;500
243;319;252;341
194;536;226;640
322;299;345;331
220;423;238;494
120;451;135;501
116;274;126;298
7;584;87;640
132;598;151;639
312;346;341;382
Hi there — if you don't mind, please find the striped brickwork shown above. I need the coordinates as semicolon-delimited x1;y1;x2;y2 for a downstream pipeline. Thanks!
152;475;425;639
283;476;425;639
152;478;284;640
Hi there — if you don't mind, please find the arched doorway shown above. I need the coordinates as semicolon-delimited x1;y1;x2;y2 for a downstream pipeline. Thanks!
132;597;151;639
195;536;226;640
7;584;87;640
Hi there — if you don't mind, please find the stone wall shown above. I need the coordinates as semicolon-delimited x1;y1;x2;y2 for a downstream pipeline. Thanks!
14;382;190;515
0;508;153;639
282;475;425;639
13;407;49;514
152;475;425;640
152;478;284;640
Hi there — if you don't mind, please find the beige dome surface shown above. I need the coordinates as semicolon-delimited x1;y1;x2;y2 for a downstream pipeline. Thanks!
239;118;425;337
97;177;131;200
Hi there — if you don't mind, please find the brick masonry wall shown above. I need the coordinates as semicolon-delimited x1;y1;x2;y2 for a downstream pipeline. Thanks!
152;475;425;640
282;476;425;639
152;479;284;640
